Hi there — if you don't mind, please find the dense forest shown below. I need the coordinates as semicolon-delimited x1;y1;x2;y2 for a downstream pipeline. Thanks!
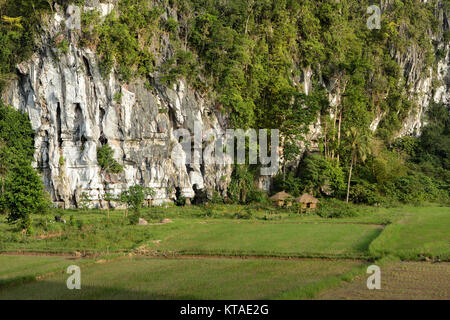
0;0;449;229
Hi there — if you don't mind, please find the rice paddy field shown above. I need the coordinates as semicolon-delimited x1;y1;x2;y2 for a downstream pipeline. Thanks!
0;205;449;300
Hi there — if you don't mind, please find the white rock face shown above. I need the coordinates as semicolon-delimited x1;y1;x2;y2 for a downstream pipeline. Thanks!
1;5;232;208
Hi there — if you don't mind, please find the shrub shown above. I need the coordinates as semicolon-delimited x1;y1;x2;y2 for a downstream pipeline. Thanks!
316;199;359;219
120;185;155;218
210;191;223;204
381;173;444;204
350;180;380;205
228;165;259;204
69;215;75;227
76;219;84;230
200;206;214;218
164;17;178;33
247;189;269;205
128;213;140;225
97;144;123;174
233;208;253;220
175;195;187;207
272;172;303;197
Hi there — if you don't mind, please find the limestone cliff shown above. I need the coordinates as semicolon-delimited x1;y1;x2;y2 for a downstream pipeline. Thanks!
2;2;232;208
1;0;449;207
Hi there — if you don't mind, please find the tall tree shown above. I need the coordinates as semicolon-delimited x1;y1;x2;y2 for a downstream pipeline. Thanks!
345;127;371;203
3;160;49;232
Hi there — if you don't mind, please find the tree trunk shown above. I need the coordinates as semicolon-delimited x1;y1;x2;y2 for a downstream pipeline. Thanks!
332;105;338;160
245;14;251;34
241;184;247;204
337;111;342;162
346;156;354;203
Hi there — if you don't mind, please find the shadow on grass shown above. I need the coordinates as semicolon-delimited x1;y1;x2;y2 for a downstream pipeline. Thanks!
0;280;202;300
350;227;384;253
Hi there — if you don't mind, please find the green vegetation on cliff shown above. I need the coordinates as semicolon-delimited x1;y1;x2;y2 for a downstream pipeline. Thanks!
0;0;448;210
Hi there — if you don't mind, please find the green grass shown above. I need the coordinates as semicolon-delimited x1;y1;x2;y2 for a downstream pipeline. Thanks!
148;203;402;225
0;217;154;254
276;264;368;299
0;205;448;300
144;220;382;259
0;205;385;258
0;255;101;289
369;206;450;261
1;205;447;261
0;257;365;300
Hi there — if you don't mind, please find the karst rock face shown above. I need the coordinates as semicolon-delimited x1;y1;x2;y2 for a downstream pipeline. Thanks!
1;0;449;208
2;2;233;208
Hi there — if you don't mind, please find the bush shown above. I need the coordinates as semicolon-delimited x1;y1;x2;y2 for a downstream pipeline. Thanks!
120;185;155;219
76;219;84;230
247;189;269;205
233;208;253;220
350;180;380;205
175;195;187;207
97;144;123;174
381;173;445;204
298;154;345;196
316;199;359;219
228;165;259;204
200;206;215;218
128;213;140;225
272;172;302;196
210;191;224;204
69;215;75;227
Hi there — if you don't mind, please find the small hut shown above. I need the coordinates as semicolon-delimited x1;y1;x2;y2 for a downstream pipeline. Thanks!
270;191;294;207
295;194;320;214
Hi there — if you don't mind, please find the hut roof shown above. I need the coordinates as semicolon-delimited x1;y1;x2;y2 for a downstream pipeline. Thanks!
270;191;293;201
296;194;320;204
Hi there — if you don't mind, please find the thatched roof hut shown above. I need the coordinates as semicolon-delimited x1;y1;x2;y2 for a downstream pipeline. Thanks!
270;191;294;207
270;191;293;201
295;194;320;210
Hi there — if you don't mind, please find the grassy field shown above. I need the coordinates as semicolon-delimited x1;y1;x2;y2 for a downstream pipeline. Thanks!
0;204;392;256
0;256;365;300
318;261;450;300
142;220;382;259
0;204;448;300
0;254;119;289
0;255;81;288
0;220;154;254
0;217;383;258
369;206;450;260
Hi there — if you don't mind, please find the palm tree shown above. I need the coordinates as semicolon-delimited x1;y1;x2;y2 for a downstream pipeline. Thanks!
345;127;371;203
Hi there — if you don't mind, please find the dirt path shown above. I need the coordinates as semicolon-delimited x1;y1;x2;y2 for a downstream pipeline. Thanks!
318;261;450;300
0;251;82;258
1;250;368;263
